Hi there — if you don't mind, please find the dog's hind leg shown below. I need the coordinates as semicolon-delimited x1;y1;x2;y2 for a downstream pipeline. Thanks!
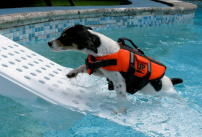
100;70;127;113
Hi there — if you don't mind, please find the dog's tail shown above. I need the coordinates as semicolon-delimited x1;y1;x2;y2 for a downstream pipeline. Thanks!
170;78;183;85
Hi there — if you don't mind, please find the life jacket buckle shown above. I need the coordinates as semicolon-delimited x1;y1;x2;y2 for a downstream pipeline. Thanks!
86;56;117;75
87;59;117;70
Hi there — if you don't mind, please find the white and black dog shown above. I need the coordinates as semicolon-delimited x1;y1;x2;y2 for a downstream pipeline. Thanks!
48;24;183;113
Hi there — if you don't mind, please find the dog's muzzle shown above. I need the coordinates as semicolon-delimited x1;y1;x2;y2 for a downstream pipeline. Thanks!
48;41;53;48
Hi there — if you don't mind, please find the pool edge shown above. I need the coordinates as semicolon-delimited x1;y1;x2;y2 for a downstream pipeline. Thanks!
0;0;197;30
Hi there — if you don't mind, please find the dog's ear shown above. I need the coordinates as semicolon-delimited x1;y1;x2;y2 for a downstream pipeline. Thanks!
87;27;93;30
86;34;100;54
83;25;93;31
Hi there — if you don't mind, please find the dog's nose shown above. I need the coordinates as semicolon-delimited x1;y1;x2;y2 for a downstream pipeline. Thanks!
48;41;53;47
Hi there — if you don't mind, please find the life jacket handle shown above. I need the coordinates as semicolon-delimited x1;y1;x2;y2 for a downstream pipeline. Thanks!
117;37;145;55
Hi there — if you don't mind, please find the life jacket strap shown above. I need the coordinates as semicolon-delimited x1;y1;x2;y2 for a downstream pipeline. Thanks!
118;37;145;54
86;55;117;75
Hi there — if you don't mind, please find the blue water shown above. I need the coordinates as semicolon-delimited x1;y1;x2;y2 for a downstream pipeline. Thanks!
1;1;202;137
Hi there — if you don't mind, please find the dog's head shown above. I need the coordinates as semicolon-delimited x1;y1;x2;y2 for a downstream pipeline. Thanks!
48;25;101;54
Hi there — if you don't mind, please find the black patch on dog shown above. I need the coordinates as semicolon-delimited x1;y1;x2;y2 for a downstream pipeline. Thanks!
150;79;162;91
57;24;101;53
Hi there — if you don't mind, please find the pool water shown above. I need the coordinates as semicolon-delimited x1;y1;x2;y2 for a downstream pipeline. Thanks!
1;2;202;137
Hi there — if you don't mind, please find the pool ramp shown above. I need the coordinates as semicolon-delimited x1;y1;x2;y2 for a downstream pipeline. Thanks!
0;34;111;114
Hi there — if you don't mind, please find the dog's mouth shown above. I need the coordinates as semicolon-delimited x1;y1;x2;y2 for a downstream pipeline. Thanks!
48;40;64;52
48;39;80;52
49;46;58;52
49;47;59;52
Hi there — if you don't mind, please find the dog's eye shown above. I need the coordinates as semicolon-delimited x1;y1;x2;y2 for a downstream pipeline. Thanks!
59;36;66;42
58;36;72;46
62;33;66;37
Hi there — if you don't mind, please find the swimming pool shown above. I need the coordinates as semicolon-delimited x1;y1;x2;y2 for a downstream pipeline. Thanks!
0;2;202;137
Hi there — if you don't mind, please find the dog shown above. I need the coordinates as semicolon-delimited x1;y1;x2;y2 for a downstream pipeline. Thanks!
48;24;183;113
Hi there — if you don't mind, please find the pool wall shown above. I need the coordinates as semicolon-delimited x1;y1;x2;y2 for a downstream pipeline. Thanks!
0;0;197;44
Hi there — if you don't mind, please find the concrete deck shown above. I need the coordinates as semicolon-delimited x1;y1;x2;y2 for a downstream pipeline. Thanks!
0;0;169;16
0;0;197;29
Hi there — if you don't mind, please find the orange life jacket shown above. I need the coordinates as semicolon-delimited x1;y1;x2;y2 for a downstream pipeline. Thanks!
86;38;166;94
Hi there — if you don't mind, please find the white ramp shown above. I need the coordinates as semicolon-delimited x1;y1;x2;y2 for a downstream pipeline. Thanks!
0;34;108;113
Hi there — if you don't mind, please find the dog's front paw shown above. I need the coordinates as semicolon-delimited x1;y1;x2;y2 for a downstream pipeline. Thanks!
118;108;127;114
66;71;78;78
66;73;77;78
112;108;127;115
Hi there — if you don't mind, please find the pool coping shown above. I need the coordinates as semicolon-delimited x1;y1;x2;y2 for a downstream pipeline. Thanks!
0;0;197;30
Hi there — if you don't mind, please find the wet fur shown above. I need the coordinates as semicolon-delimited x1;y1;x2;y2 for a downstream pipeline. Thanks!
48;25;182;113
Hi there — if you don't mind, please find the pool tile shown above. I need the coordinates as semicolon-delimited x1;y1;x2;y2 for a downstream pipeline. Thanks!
0;12;195;44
